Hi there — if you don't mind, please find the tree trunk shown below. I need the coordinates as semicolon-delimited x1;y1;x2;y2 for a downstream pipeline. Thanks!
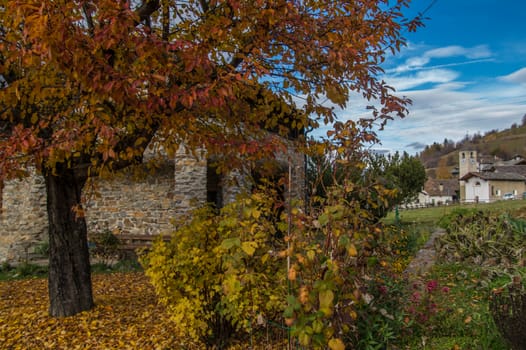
45;168;94;317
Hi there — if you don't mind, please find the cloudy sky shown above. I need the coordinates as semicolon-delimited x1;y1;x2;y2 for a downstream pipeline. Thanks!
335;0;526;154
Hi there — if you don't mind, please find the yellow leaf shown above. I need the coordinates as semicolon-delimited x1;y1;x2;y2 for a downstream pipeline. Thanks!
348;244;357;257
319;289;334;309
307;250;316;260
299;286;309;304
288;266;297;281
251;209;261;219
241;241;256;256
328;338;345;350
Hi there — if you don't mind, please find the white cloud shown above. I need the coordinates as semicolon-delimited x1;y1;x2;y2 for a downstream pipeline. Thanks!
500;67;526;84
390;44;493;74
375;84;526;154
387;69;459;90
316;41;525;154
404;56;430;68
425;45;491;59
369;43;526;153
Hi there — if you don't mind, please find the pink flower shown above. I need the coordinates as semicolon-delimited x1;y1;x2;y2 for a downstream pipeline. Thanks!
378;285;388;295
426;280;438;292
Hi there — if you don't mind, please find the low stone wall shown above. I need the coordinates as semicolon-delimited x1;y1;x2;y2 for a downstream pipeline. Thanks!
0;147;305;263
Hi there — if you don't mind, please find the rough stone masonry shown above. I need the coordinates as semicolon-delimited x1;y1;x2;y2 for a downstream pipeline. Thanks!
0;147;305;263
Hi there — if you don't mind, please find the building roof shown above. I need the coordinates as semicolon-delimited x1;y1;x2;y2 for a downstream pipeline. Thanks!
493;157;526;166
424;178;459;196
460;172;526;182
494;165;526;176
478;155;500;164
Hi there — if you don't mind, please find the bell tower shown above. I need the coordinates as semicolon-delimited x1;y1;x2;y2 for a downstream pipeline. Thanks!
459;150;478;178
459;150;478;202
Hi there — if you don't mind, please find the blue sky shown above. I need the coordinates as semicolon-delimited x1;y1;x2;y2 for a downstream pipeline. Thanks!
336;0;526;154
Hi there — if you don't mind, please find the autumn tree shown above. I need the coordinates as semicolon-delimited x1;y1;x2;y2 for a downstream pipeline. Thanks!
0;0;422;317
436;156;451;179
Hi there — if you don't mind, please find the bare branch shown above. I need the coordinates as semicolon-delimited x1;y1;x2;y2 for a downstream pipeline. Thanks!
81;2;95;37
198;0;209;12
161;2;169;40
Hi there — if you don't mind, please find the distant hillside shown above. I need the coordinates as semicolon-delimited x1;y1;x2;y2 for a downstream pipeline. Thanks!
418;116;526;179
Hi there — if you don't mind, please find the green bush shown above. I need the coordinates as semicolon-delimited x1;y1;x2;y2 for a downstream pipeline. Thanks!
33;240;50;257
141;188;428;348
11;262;48;279
436;207;479;230
89;229;122;265
435;211;526;272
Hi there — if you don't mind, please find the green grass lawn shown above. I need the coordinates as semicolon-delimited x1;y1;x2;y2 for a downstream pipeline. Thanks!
384;199;526;227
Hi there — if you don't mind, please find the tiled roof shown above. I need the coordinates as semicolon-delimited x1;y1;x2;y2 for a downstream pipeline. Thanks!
424;178;459;196
494;165;526;177
461;172;526;181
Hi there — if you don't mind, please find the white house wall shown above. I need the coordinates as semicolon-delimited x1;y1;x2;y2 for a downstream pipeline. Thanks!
464;178;490;203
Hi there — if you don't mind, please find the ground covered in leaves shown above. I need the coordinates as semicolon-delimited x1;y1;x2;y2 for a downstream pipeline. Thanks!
0;273;179;349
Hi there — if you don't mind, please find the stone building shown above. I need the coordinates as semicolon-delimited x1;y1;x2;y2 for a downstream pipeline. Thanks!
0;146;305;263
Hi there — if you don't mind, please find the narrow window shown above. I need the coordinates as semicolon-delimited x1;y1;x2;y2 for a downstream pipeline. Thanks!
206;163;223;209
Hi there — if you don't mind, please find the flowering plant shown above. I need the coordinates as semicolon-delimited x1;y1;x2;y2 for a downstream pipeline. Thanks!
406;280;450;333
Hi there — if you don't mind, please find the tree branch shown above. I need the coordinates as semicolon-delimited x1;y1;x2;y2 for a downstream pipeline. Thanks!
135;0;161;25
161;2;170;41
198;0;209;12
81;2;95;37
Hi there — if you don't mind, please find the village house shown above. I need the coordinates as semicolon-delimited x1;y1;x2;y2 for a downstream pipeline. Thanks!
459;150;526;203
414;178;459;206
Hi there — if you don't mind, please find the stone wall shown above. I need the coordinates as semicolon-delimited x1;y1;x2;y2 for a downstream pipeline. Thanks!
86;162;180;236
85;149;209;236
0;147;305;263
0;173;48;262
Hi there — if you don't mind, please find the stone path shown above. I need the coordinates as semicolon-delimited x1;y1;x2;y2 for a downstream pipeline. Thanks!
403;228;446;279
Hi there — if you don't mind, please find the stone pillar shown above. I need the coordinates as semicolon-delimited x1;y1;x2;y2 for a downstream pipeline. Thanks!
173;148;207;216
